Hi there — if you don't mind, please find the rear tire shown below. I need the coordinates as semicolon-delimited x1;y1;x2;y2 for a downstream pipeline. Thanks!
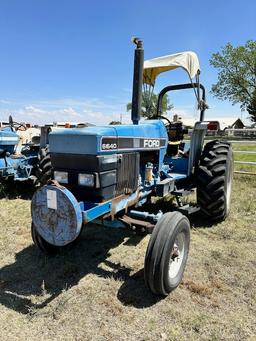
196;140;233;221
144;212;190;296
36;147;53;185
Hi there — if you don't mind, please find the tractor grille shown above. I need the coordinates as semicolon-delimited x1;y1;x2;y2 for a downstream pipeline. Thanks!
51;151;140;202
116;153;140;196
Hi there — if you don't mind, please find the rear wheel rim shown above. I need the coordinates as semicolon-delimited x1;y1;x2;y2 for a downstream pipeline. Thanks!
226;172;232;212
168;232;185;279
226;157;233;213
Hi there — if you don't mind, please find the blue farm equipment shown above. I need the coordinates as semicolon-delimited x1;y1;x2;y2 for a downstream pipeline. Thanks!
0;119;89;185
0;117;39;182
31;38;233;295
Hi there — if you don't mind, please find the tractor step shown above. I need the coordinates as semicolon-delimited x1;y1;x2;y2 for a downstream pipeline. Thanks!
171;189;194;197
176;204;200;215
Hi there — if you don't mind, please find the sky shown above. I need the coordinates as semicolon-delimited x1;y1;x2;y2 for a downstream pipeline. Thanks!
0;0;255;127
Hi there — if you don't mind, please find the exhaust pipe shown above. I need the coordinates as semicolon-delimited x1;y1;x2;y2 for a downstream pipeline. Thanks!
131;37;144;125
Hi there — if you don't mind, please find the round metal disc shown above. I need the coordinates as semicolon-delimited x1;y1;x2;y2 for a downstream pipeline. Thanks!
31;185;82;246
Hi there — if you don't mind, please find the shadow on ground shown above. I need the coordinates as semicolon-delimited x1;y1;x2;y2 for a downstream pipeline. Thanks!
189;212;217;229
0;225;162;315
0;181;36;200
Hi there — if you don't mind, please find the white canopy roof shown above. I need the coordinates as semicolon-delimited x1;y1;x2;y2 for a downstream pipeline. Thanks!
143;51;200;85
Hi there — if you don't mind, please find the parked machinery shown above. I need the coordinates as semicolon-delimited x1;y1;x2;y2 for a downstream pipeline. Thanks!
31;38;233;295
0;117;90;184
0;116;40;181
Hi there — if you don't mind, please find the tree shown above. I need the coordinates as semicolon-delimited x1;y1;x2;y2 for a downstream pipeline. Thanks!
210;40;256;122
126;91;173;119
247;89;256;123
109;120;122;125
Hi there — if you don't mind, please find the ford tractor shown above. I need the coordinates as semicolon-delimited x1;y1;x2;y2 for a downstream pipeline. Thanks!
31;38;233;296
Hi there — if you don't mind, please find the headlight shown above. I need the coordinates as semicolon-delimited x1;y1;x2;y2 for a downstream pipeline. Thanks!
54;171;68;184
78;173;94;187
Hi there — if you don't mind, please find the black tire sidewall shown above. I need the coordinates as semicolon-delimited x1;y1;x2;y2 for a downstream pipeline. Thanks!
196;141;234;221
144;214;170;290
144;212;190;295
37;146;53;185
162;217;190;292
31;223;83;255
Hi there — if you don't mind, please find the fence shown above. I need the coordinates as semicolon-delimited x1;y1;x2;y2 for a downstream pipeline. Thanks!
225;128;256;138
185;138;256;176
231;141;256;176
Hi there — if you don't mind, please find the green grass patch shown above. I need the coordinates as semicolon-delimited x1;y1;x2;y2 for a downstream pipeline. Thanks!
232;142;256;173
234;163;256;173
232;142;256;152
234;153;256;162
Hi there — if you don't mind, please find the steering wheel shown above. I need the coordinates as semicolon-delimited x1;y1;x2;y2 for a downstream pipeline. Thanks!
158;115;173;126
8;115;27;131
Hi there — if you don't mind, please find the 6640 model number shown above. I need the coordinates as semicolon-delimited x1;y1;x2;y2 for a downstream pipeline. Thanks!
102;143;117;150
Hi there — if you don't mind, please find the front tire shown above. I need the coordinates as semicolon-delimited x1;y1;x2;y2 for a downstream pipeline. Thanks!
196;140;233;221
31;223;61;255
144;212;190;296
31;223;82;255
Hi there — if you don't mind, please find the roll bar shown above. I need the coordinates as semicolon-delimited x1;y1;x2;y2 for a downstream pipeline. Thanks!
156;83;206;122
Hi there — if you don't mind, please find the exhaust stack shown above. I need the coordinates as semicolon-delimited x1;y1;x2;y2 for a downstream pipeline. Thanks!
131;37;144;125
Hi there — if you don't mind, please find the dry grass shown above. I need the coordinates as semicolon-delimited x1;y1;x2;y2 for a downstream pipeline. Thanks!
0;175;256;340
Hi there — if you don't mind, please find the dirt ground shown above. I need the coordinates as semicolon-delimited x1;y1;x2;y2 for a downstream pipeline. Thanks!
0;174;255;341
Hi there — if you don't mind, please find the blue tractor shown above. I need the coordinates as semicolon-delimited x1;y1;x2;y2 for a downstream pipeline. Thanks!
0;117;39;182
31;38;233;295
0;118;89;185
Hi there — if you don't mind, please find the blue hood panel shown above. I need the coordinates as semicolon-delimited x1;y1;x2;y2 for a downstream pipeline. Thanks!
0;127;19;154
49;120;168;155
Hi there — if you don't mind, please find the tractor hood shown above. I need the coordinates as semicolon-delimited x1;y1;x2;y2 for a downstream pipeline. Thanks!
0;127;19;154
49;120;168;156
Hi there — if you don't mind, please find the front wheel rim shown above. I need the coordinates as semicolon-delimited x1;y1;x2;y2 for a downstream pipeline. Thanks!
168;232;185;279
